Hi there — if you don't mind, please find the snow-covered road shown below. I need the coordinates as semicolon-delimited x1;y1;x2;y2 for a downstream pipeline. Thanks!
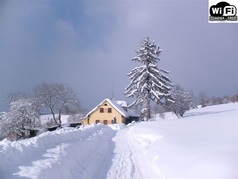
108;126;158;179
0;103;237;179
0;123;158;179
0;124;160;179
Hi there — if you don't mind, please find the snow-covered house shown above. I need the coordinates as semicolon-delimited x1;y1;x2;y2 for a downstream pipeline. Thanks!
81;99;139;125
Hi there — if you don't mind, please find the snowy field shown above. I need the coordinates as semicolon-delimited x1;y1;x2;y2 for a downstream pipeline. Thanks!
0;103;237;179
40;114;70;125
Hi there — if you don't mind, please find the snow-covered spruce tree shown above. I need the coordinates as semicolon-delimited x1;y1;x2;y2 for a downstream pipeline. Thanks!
125;37;173;121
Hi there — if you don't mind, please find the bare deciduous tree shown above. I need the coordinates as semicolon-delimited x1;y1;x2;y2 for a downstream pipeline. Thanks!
198;91;207;107
34;83;80;127
164;85;194;118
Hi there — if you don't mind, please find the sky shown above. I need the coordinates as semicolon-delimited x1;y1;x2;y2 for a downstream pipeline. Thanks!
0;0;237;112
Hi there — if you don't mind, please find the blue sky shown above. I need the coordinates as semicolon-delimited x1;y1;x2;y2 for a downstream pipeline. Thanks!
0;0;237;111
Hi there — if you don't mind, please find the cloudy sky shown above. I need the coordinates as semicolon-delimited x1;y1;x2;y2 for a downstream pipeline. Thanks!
0;0;237;111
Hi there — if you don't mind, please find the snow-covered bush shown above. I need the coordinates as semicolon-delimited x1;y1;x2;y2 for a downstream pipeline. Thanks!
0;96;40;141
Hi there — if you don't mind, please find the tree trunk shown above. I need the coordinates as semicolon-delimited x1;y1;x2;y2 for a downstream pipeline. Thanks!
50;108;60;126
171;104;180;118
58;112;62;127
146;99;151;120
143;97;151;121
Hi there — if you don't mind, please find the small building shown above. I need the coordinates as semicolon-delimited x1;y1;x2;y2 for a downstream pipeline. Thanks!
69;122;82;128
81;99;139;125
46;125;59;131
23;126;40;138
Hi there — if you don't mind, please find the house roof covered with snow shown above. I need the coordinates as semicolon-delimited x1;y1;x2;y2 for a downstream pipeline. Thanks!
115;101;127;108
86;99;129;118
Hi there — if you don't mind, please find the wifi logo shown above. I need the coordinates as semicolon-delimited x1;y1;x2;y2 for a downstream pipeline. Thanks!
209;0;238;23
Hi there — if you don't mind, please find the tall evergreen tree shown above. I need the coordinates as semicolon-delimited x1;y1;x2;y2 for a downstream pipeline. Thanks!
125;37;173;120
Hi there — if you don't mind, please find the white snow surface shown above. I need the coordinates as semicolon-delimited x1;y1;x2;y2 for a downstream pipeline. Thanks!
40;114;70;125
0;103;237;179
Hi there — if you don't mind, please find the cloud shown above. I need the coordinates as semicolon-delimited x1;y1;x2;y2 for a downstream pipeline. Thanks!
0;0;237;111
55;19;78;45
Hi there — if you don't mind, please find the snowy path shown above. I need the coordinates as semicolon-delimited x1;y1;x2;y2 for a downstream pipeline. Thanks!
0;124;157;179
0;103;237;179
107;126;159;179
108;127;142;179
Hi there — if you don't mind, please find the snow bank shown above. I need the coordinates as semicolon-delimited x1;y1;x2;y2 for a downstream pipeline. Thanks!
155;111;178;120
108;123;126;131
0;124;116;179
128;103;238;178
0;103;237;179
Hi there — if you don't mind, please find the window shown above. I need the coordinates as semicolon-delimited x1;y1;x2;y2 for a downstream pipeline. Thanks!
100;108;104;113
108;108;112;113
104;103;108;106
103;120;108;125
96;120;100;124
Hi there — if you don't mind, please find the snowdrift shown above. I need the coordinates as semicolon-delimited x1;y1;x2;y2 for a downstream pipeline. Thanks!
0;103;237;179
129;103;238;178
0;124;116;179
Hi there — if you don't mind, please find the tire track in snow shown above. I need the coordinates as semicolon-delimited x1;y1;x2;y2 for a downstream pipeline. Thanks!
107;127;144;179
77;128;116;179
